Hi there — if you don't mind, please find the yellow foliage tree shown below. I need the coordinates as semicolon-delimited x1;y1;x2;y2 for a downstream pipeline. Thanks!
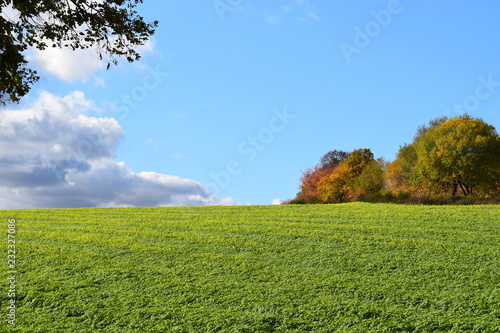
318;149;376;203
414;115;500;196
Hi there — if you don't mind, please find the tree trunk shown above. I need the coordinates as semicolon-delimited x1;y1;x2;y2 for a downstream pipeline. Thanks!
458;182;467;196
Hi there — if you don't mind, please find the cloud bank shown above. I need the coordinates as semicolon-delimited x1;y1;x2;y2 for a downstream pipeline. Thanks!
0;91;234;209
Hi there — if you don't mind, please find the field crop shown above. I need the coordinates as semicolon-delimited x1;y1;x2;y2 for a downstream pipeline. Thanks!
1;203;499;332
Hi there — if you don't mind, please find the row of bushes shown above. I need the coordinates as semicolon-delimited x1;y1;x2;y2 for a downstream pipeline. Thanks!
287;191;500;205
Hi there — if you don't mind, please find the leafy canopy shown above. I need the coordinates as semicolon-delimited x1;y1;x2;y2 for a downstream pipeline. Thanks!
388;114;500;196
414;114;500;195
0;0;158;104
318;148;377;203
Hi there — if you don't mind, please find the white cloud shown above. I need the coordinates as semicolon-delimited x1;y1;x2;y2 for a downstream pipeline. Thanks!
137;38;156;55
28;37;157;83
29;47;105;82
272;199;282;205
0;6;19;23
0;91;235;209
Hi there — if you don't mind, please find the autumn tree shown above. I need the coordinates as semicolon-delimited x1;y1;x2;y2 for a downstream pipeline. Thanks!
389;114;500;197
317;162;351;203
294;150;349;203
386;143;420;194
299;165;333;199
292;115;500;204
386;117;450;195
414;115;500;196
342;148;374;175
318;148;376;203
320;150;350;170
0;0;158;104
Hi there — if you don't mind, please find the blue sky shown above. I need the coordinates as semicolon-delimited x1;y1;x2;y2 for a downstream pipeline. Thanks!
1;0;500;208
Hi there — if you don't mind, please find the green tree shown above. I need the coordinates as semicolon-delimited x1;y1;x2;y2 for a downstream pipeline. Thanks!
343;148;374;175
387;117;451;196
414;115;500;196
354;158;385;196
0;0;158;104
386;143;420;194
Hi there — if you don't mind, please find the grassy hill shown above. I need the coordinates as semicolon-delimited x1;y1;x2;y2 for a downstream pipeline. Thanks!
1;203;499;332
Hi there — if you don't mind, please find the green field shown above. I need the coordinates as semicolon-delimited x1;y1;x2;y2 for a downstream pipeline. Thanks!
1;203;499;332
